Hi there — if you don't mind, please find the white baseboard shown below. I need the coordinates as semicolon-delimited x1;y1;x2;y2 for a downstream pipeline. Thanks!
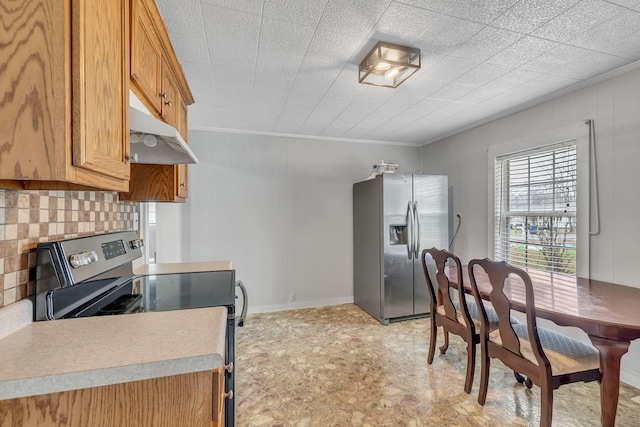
621;367;640;390
247;297;354;315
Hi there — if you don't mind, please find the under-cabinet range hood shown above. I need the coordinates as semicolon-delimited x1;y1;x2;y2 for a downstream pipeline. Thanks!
129;91;198;165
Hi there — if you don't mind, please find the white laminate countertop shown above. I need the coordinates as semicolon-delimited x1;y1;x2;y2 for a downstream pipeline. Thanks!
133;261;233;276
0;306;227;400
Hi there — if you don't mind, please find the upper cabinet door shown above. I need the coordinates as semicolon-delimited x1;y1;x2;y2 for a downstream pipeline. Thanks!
131;0;163;115
161;60;180;129
72;0;130;181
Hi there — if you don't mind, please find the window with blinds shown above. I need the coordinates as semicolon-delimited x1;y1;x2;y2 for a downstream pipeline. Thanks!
494;143;577;276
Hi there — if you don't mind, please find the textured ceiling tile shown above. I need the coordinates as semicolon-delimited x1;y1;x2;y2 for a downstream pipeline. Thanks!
199;0;264;15
381;92;424;110
490;0;582;34
169;34;211;65
155;0;205;37
428;83;477;101
154;0;640;144
186;77;218;122
396;0;521;25
428;100;474;119
298;116;335;135
456;83;504;105
401;74;448;96
255;50;304;75
454;62;513;87
532;0;627;43
263;0;328;26
203;4;261;56
518;45;576;74
449;26;522;62
260;17;316;56
411;13;485;55
188;103;222;128
288;57;343;95
181;61;214;83
284;89;327;109
411;97;450;113
568;11;640;59
305;29;365;63
516;74;581;97
372;2;449;46
547;47;631;80
608;0;640;11
487;36;559;68
318;0;392;38
207;42;259;65
422;55;482;81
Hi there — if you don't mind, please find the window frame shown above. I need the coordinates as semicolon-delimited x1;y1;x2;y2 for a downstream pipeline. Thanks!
495;143;578;275
487;122;591;278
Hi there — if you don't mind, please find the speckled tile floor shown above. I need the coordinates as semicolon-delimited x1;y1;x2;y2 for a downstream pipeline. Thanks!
235;304;640;426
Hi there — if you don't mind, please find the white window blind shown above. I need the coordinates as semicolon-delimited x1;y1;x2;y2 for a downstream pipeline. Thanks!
494;143;577;276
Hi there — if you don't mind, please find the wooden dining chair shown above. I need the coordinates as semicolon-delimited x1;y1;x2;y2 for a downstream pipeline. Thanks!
421;248;520;394
468;258;601;427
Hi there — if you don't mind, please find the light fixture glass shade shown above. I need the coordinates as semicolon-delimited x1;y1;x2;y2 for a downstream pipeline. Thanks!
359;42;421;88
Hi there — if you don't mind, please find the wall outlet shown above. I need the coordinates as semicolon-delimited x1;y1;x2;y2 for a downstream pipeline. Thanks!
288;292;296;302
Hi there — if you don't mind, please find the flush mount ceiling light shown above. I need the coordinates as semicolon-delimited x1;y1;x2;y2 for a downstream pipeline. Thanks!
358;42;421;88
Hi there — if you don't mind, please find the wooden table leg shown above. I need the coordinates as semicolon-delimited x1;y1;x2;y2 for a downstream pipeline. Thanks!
588;336;630;427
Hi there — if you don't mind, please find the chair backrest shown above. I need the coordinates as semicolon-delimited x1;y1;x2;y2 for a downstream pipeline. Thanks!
421;248;473;330
467;258;550;369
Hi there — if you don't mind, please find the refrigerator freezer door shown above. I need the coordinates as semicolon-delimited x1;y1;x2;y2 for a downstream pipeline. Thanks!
382;174;414;319
353;178;384;323
412;174;449;315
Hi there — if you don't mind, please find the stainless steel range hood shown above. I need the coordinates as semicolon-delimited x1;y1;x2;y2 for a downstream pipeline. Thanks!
129;91;198;165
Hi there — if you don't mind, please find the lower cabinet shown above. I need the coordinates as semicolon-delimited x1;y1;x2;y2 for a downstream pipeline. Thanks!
119;164;188;202
212;367;226;427
0;371;215;427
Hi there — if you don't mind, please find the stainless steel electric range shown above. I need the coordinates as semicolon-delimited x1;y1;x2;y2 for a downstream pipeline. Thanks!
34;231;243;427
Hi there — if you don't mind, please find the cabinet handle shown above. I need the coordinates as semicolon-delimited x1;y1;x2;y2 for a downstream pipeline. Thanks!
126;153;138;163
224;390;233;400
180;182;186;187
224;362;233;373
164;100;173;107
159;92;167;99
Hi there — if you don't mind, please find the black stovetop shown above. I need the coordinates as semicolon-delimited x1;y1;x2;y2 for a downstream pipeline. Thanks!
67;270;236;319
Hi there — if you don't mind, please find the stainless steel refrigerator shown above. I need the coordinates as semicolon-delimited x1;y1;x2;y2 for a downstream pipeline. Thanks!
353;173;449;325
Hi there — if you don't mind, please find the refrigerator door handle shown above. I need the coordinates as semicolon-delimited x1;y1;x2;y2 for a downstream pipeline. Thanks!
413;201;421;258
406;201;413;260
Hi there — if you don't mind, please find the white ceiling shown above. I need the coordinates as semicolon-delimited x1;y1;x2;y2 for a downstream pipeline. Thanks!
155;0;640;146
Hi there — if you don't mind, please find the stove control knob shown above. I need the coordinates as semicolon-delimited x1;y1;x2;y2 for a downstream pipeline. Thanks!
69;250;98;268
129;239;144;249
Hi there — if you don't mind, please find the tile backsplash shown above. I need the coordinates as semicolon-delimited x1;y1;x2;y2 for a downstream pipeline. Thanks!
0;189;139;309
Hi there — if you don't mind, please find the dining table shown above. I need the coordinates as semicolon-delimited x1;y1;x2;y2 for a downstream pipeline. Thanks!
452;265;640;427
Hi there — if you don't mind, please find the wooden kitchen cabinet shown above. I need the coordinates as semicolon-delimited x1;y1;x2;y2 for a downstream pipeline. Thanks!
125;0;195;202
0;0;130;192
130;0;193;140
0;371;214;427
212;367;226;427
119;163;188;202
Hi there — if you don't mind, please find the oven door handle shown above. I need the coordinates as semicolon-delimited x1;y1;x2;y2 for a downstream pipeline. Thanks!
236;280;248;327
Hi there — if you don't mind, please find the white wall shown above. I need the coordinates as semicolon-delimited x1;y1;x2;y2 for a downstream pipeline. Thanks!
179;131;422;313
155;203;183;262
421;67;640;388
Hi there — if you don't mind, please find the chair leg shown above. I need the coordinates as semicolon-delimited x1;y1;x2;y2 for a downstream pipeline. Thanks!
427;319;437;364
514;371;525;383
439;329;450;354
540;383;553;427
478;342;490;405
463;339;476;394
